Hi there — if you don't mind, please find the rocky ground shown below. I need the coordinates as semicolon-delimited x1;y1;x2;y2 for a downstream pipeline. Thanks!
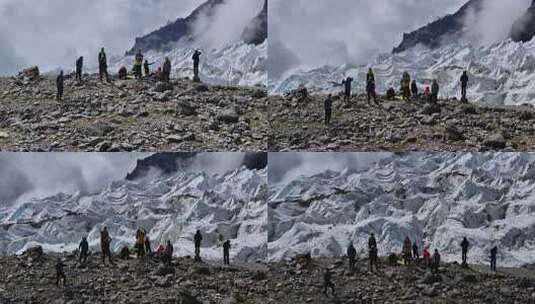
1;251;534;304
0;251;269;304
0;73;267;151
265;256;535;304
269;92;535;151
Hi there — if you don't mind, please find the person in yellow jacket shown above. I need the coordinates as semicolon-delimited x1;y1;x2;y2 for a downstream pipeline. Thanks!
135;228;146;259
133;49;144;80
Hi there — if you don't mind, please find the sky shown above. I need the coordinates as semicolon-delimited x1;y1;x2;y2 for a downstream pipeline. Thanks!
0;0;205;75
268;0;532;79
269;152;391;185
0;152;254;205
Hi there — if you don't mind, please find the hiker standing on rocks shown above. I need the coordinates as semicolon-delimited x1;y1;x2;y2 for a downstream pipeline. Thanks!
192;50;202;82
56;70;64;101
55;257;67;286
164;240;173;266
423;246;431;267
368;233;378;272
135;228;145;259
460;237;469;267
145;236;152;257
194;230;203;262
366;68;377;105
401;72;411;100
75;56;83;81
133;49;144;79
79;237;89;264
432;249;440;273
424;86;431;102
163;57;172;83
322;268;336;297
460;71;469;102
143;60;155;77
100;227;114;265
412;241;419;262
402;236;412;266
324;94;333;126
347;242;357;272
223;240;231;265
490;246;498;272
98;48;109;82
118;66;127;80
411;80;418;100
431;80;439;103
341;76;353;104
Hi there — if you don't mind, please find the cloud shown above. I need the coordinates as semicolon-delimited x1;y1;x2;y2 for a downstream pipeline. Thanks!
190;152;248;175
0;152;261;205
463;0;530;45
268;152;391;185
269;0;530;77
0;0;205;75
0;153;147;205
191;0;263;49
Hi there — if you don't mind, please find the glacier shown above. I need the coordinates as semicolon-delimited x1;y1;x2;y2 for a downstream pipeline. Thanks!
111;40;267;88
270;39;535;106
0;167;267;263
268;153;535;267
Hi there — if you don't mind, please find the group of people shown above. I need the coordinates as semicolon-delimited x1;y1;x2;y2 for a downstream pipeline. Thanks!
55;227;232;287
323;69;470;126
55;47;203;101
322;234;499;297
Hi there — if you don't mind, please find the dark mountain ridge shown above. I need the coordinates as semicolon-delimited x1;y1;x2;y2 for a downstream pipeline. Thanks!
393;0;484;53
126;152;267;180
392;0;535;53
126;0;267;55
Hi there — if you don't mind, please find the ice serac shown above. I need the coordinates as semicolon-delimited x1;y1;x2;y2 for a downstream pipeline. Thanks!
511;0;535;42
268;153;535;267
241;0;268;45
393;0;484;53
0;167;267;263
126;0;225;55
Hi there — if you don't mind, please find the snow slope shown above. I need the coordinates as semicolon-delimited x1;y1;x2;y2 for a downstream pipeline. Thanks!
0;167;267;263
268;153;535;267
111;40;267;87
271;39;535;106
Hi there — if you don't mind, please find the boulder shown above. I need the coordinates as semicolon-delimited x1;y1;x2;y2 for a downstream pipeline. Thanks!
217;109;239;124
484;133;507;150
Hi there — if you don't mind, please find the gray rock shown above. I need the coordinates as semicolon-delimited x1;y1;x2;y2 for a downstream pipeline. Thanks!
484;133;507;149
217;109;239;124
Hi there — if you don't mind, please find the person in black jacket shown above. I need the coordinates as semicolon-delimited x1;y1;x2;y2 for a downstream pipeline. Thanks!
341;77;353;104
411;80;418;100
323;269;336;296
460;237;469;266
192;50;202;82
490;246;498;272
324;94;333;126
223;240;231;265
194;230;203;262
347;242;357;272
79;237;89;263
56;70;64;101
460;71;469;101
55;258;67;286
368;233;378;272
75;56;83;81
